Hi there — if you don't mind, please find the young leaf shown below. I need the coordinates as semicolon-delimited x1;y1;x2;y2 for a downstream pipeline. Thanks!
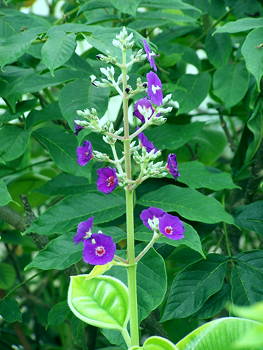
41;31;76;75
143;336;176;350
68;275;129;330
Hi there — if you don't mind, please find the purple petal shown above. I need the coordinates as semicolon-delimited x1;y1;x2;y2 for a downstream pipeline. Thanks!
159;213;184;240
73;217;94;244
83;233;116;265
74;123;84;136
143;39;157;71
140;207;165;230
167;154;180;179
97;167;118;194
146;71;163;106
133;98;154;123
138;132;158;153
77;141;93;166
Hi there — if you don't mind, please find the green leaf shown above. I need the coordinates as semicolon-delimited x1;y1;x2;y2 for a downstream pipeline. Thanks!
140;0;201;12
162;254;227;320
231;301;263;323
109;0;142;15
135;222;204;257
235;323;263;349
175;317;261;350
25;232;82;271
68;275;129;330
0;263;16;289
214;17;263;34
145;122;205;151
231;251;263;306
33;126;88;177
108;247;167;321
178;161;239;190
0;179;12;206
143;336;176;350
0;26;44;68
59;79;110;129
241;27;263;89
0;125;30;163
235;201;263;234
25;102;63;129
213;62;249;108
24;192;125;235
174;73;211;114
205;33;232;68
0;297;22;323
41;31;76;75
48;301;71;326
138;185;234;224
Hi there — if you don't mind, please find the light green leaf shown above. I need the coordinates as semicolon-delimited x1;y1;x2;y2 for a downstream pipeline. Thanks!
33;126;88;177
231;301;263;323
214;17;263;34
205;33;232;68
162;254;227;320
59;79;110;129
145;122;205;151
68;275;129;330
175;317;261;350
241;27;263;89
174;73;211;114
0;263;16;289
135;222;204;257
0;125;30;163
48;301;71;326
41;31;76;75
143;336;176;350
213;62;249;108
178;161;239;190
235;201;263;234
0;297;22;323
140;0;201;12
0;180;12;206
24;192;125;235
109;0;142;15
138;185;234;224
108;247;167;321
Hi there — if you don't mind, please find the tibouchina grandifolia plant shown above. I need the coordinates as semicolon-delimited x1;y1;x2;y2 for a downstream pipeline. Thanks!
67;28;184;349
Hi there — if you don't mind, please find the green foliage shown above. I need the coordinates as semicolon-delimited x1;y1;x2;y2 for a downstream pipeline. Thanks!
0;180;12;206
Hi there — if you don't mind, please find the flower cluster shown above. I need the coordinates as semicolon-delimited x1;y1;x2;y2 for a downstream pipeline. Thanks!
140;207;185;240
73;217;116;265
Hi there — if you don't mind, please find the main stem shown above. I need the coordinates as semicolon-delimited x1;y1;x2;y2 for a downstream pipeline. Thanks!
122;48;140;347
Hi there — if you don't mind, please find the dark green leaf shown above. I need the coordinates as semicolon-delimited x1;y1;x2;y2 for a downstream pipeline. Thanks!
235;201;263;234
138;185;234;224
162;254;228;320
0;298;22;323
0;180;12;206
25;102;63;129
0;263;16;289
205;33;232;68
48;301;71;326
109;0;142;15
214;17;263;34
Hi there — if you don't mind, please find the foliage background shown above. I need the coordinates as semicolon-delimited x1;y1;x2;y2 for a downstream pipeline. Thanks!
0;0;262;349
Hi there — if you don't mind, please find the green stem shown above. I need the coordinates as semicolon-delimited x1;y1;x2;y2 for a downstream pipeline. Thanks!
121;328;132;348
121;47;140;347
135;232;160;262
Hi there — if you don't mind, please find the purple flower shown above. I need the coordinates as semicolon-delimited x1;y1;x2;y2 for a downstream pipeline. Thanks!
146;71;163;106
143;39;157;71
140;207;165;230
138;132;158;153
159;213;184;240
134;98;154;123
97;167;118;194
167;154;180;179
77;141;93;166
73;217;94;244
83;233;116;265
74;122;84;136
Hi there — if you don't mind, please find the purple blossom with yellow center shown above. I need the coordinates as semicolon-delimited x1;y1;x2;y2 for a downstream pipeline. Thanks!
143;39;157;71
140;207;165;230
77;141;93;166
158;213;184;240
134;98;154;123
167;153;180;179
146;71;163;106
83;233;116;265
138;132;158;153
73;217;94;244
74;122;84;136
97;167;118;194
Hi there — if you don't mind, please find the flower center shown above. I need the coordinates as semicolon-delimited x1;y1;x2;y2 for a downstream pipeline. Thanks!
151;84;161;94
165;226;173;235
95;245;106;257
106;176;115;187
